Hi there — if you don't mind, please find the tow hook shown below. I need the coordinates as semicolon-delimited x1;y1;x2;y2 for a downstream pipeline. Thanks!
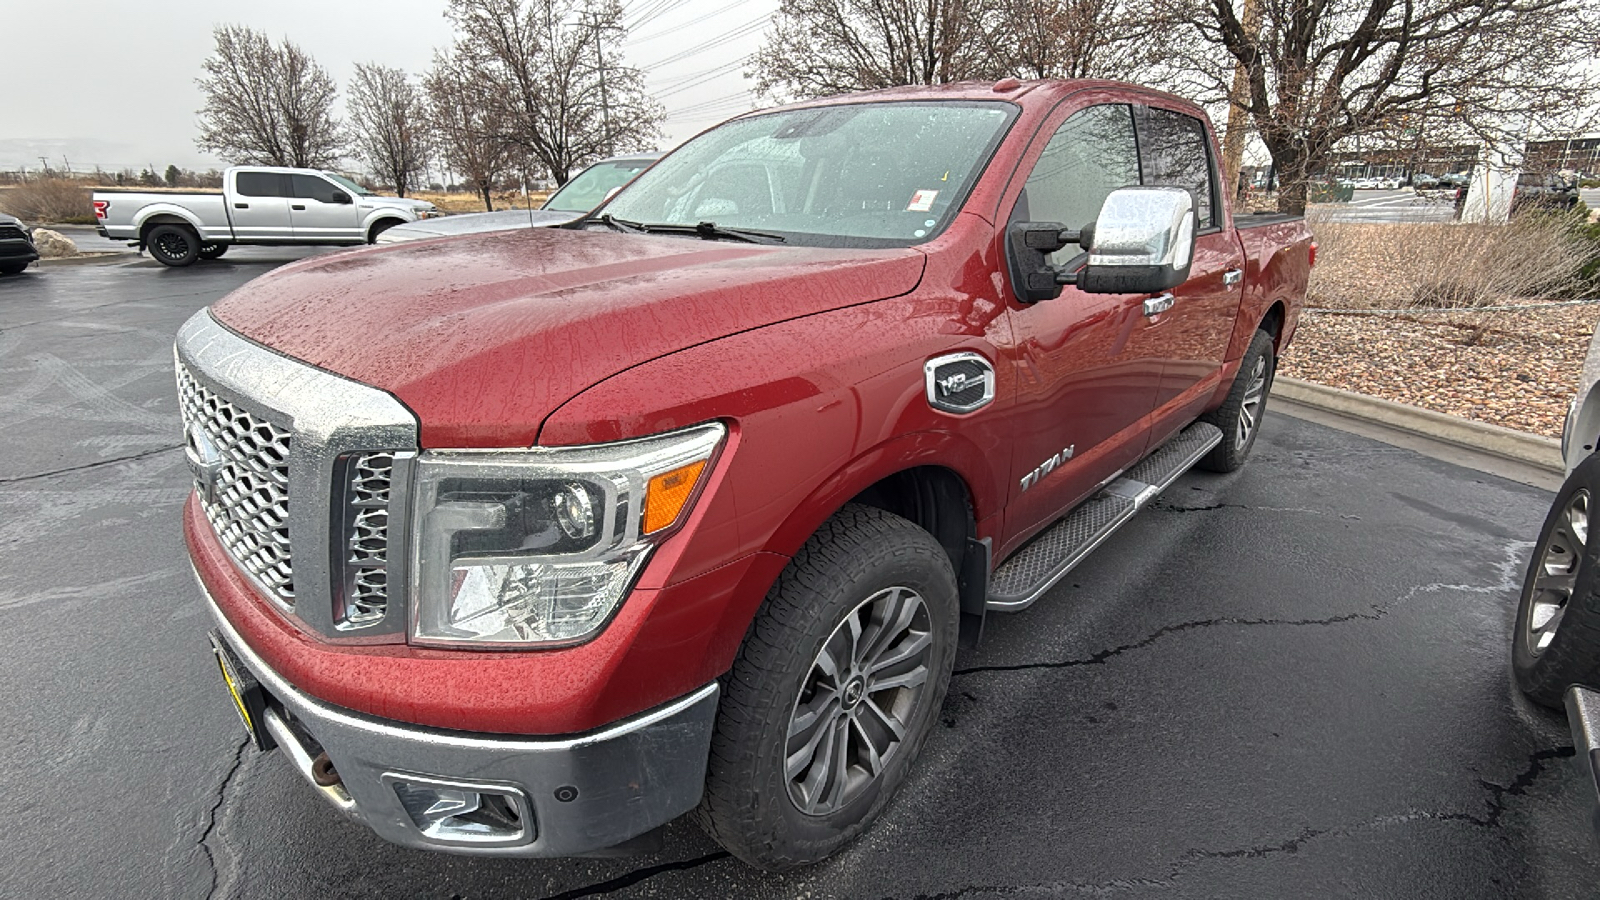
311;752;342;787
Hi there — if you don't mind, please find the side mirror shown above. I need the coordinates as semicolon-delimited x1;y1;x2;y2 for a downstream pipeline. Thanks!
1005;186;1196;301
1077;186;1195;294
330;190;351;205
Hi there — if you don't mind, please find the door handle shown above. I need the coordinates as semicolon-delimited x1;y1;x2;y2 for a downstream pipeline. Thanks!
1223;268;1244;286
291;204;306;211
234;203;249;209
1143;293;1175;317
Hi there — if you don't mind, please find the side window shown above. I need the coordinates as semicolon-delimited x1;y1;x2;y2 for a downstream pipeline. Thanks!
291;175;344;204
1013;104;1139;261
235;172;282;197
1139;108;1216;229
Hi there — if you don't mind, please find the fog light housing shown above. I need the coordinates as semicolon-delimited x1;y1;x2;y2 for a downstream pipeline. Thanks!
384;774;534;845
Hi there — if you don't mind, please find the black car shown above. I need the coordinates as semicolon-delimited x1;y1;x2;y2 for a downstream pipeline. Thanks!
0;213;39;275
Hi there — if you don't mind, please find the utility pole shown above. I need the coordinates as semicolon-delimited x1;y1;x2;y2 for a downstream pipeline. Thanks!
591;13;612;155
1220;0;1262;206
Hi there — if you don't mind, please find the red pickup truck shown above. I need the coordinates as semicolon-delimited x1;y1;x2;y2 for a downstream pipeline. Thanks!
182;79;1311;869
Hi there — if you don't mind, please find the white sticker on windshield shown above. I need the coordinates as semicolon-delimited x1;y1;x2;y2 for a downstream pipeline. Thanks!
908;190;939;212
924;219;937;227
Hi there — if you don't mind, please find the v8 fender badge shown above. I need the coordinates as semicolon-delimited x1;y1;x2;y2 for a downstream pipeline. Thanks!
1019;444;1076;493
924;352;996;415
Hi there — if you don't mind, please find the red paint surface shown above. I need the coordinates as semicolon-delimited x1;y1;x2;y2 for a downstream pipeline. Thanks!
191;80;1312;735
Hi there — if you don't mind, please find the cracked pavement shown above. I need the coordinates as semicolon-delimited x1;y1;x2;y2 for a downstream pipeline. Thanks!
3;261;1600;898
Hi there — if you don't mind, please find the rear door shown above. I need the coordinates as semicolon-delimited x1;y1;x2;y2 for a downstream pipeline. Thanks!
1000;102;1164;547
288;174;362;242
228;171;293;242
1134;106;1245;418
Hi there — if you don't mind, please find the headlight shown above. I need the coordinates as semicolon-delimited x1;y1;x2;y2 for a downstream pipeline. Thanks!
417;208;443;218
410;423;724;647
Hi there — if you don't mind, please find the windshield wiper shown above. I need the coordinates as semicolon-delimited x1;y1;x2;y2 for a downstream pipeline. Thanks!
637;221;787;244
592;213;648;233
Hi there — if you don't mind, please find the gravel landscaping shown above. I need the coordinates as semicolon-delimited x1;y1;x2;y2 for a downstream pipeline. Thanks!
1281;218;1600;438
1280;304;1599;438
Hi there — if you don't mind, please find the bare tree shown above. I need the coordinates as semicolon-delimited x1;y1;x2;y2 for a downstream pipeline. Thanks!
983;0;1170;82
445;0;662;184
753;0;996;98
424;51;517;210
196;25;344;168
348;64;431;197
1169;0;1600;212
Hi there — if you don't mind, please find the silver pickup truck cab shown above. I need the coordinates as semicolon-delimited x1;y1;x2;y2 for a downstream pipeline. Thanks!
93;166;438;267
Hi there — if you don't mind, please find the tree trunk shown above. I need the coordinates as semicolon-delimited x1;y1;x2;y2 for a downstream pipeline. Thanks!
481;183;494;211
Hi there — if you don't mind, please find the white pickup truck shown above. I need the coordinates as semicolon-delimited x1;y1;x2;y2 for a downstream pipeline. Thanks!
93;166;440;267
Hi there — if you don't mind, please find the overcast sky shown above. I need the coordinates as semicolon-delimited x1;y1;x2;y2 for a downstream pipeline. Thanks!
0;0;777;174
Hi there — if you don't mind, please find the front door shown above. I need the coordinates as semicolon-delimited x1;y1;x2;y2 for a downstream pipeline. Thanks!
1135;106;1245;418
288;174;363;242
1000;102;1165;552
229;171;293;242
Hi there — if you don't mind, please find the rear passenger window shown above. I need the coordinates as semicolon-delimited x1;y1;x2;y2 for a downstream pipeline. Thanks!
1140;108;1216;229
291;175;344;204
1014;104;1139;260
235;172;282;197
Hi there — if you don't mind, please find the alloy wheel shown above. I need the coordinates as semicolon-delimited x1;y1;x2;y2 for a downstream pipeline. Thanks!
785;586;934;816
1236;355;1268;451
1526;489;1590;656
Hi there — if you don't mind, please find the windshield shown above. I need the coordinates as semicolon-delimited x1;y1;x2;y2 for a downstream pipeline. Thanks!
595;101;1017;247
321;172;375;196
543;160;656;212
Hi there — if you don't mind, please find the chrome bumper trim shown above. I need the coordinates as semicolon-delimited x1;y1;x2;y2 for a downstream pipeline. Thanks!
198;570;719;856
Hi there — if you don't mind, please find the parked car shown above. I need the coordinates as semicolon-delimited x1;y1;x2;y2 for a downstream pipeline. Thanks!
1516;325;1600;835
93;167;439;267
0;213;39;275
181;79;1312;869
1511;172;1580;213
376;153;662;244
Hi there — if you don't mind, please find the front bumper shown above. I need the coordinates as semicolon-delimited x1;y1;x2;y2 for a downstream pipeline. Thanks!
202;574;719;856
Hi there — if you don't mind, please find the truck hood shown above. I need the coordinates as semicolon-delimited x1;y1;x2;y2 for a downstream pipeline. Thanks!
376;208;576;243
210;227;926;447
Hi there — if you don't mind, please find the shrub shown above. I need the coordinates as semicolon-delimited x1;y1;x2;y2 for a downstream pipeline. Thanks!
1307;212;1599;310
0;178;94;225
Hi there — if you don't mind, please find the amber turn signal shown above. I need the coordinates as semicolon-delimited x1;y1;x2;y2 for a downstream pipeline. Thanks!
643;460;708;533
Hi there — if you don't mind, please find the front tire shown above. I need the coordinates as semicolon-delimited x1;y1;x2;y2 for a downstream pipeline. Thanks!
696;504;959;870
368;219;402;243
1198;328;1275;473
145;224;200;267
0;262;27;276
1514;453;1600;708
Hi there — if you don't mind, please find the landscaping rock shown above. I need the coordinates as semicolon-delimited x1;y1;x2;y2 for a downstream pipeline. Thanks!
30;228;78;258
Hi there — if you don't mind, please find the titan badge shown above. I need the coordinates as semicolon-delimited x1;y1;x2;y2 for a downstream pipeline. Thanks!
1019;444;1076;493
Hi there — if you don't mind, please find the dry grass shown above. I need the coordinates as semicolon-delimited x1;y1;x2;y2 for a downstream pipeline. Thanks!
412;189;551;215
0;179;95;224
1307;214;1597;310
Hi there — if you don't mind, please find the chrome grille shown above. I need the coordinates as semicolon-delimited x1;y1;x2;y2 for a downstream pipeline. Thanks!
176;363;295;604
342;452;394;625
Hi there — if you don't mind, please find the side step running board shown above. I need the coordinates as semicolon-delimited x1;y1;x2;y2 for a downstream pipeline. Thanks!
986;422;1223;611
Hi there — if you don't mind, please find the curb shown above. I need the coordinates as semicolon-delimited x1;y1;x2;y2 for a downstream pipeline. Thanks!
1274;376;1563;473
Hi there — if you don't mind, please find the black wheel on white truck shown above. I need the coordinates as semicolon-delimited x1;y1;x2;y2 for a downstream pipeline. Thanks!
199;242;228;260
146;223;200;267
696;504;958;870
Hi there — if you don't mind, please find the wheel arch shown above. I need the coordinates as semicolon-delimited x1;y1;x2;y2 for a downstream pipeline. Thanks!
136;209;204;243
364;214;410;243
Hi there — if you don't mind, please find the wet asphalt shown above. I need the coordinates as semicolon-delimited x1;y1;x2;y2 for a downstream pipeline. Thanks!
2;257;1599;899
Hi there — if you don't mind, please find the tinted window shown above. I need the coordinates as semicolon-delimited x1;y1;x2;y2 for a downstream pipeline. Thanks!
1140;108;1215;228
291;175;346;204
235;172;283;197
1013;104;1139;261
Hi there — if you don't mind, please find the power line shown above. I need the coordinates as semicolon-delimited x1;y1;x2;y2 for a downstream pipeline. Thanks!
652;57;751;97
639;14;771;70
630;0;748;42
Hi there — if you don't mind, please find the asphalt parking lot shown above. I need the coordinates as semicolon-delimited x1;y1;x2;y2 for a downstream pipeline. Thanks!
4;256;1600;899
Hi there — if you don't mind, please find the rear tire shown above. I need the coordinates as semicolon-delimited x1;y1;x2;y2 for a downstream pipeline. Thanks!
0;262;27;276
1198;328;1275;473
198;242;228;260
695;504;959;871
1513;453;1600;708
146;224;200;267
